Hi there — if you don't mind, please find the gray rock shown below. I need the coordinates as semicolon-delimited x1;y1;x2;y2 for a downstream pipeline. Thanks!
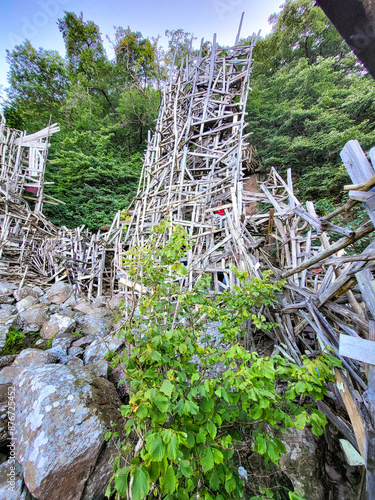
0;383;11;445
32;286;43;297
0;325;9;351
83;333;124;364
75;312;112;338
73;301;94;315
0;304;16;318
14;364;122;500
71;334;95;349
0;354;17;369
67;346;84;358
45;346;69;364
0;366;23;386
16;306;49;333
107;293;126;310
0;282;17;297
91;296;107;308
51;332;76;350
13;349;59;368
278;426;325;500
46;282;73;305
62;294;79;308
13;287;39;302
0;295;15;305
0;460;25;500
85;360;108;378
66;357;84;369
16;296;39;314
40;314;76;340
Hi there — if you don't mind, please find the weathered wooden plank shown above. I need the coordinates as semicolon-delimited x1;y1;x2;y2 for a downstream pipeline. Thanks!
339;334;375;366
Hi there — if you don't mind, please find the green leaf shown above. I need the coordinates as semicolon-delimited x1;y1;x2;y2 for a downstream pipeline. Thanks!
180;460;193;477
225;476;236;494
209;469;221;490
164;467;176;494
154;395;169;413
167;433;178;461
114;467;128;495
289;492;307;500
147;435;165;462
132;467;150;500
201;448;214;473
160;379;174;397
207;421;217;439
213;448;224;464
254;434;267;455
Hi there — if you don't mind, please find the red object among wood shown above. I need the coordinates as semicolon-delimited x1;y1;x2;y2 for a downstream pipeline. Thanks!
25;186;39;195
214;208;225;216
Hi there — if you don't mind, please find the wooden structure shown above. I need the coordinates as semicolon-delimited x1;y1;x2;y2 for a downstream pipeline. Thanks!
0;114;122;297
0;113;60;212
121;28;261;290
1;32;375;495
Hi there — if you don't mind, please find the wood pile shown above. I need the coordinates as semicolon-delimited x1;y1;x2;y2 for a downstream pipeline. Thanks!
116;29;375;496
0;113;122;297
1;32;375;494
121;26;261;290
0;113;60;212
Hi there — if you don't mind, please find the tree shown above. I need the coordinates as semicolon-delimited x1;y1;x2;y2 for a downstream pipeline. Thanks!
246;0;375;202
5;41;68;129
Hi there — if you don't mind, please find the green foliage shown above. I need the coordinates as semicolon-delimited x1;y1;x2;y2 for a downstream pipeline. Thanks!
5;41;68;130
247;0;375;202
1;327;25;355
106;223;340;499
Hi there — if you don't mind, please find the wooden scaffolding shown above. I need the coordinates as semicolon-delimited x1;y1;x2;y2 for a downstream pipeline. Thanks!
121;27;261;290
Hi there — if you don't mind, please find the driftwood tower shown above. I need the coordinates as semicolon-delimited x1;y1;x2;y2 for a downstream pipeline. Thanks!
122;23;260;290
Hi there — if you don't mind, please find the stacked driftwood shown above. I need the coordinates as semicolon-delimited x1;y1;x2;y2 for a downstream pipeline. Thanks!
0;113;60;212
121;27;261;290
115;29;375;496
0;113;123;297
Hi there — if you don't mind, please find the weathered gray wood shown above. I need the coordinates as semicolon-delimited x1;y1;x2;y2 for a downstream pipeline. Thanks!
339;334;375;365
356;268;375;320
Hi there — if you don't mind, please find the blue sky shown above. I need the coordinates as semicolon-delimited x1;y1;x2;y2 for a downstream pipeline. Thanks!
0;0;283;94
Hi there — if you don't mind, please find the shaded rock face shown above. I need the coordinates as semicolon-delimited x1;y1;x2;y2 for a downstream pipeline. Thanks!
76;312;113;338
0;282;17;297
14;364;122;500
83;333;124;364
46;282;73;305
13;287;39;302
278;427;325;500
0;460;34;500
16;306;49;333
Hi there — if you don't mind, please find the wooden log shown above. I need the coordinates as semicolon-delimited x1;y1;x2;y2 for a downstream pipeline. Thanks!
281;221;375;279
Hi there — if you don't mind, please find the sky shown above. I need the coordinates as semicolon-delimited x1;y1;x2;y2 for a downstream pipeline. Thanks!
0;0;284;94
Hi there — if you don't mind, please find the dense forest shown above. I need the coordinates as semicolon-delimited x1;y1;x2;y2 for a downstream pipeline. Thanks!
2;0;375;230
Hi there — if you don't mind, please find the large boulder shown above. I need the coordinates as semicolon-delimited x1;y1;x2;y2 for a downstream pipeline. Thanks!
14;364;123;500
40;314;76;340
13;349;59;367
16;306;49;333
46;282;73;305
16;296;39;313
0;281;17;297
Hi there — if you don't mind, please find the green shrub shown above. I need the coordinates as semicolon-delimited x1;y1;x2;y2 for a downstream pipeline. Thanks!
106;223;340;499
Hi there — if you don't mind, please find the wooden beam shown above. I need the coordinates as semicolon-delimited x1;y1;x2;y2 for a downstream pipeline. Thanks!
316;0;375;79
